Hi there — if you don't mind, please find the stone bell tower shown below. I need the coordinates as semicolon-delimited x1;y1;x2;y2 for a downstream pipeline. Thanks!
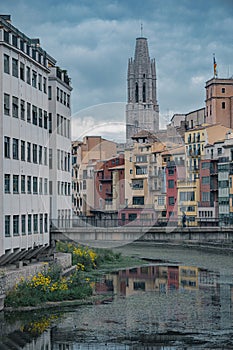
126;36;159;145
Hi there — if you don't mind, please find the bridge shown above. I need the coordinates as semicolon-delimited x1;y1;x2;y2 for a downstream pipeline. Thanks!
51;225;233;250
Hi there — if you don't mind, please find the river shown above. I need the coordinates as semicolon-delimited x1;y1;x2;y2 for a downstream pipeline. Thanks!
0;242;233;349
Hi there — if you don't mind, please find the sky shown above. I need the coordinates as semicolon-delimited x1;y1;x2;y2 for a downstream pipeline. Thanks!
2;0;233;142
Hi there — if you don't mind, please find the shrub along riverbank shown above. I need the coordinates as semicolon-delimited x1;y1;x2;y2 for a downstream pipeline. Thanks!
5;242;145;309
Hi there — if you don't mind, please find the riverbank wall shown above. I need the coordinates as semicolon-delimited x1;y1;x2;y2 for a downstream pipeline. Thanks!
0;252;72;311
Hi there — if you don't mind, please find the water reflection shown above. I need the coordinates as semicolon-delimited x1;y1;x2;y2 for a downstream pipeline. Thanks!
1;261;233;349
95;263;222;297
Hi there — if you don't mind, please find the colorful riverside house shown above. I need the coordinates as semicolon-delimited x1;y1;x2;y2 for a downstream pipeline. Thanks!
179;124;232;226
93;154;125;221
123;130;165;225
71;136;117;217
216;132;233;225
161;145;186;222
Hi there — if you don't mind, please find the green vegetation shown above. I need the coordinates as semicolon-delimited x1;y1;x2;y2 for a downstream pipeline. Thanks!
5;243;145;309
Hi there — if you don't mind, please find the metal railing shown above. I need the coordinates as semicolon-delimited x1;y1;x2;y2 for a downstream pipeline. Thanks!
50;216;232;229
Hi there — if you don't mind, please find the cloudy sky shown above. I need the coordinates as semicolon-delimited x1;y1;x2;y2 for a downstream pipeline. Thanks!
2;0;233;142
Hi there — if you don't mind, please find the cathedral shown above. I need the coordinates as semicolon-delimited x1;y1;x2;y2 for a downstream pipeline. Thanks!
126;36;160;145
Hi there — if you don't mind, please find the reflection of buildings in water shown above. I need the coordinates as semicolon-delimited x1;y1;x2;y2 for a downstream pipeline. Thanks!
179;266;199;291
0;327;51;350
219;268;233;330
198;268;219;289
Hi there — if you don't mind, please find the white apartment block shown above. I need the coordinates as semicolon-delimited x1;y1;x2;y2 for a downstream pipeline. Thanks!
0;15;72;264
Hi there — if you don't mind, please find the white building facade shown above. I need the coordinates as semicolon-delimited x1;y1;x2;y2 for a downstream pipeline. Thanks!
0;15;72;263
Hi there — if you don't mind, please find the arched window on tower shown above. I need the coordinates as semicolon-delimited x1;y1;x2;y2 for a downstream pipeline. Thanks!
143;82;146;103
135;83;139;102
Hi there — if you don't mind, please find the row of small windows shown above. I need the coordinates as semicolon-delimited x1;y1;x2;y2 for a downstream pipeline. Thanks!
5;213;48;237
4;54;47;91
57;181;71;196
57;114;71;138
4;93;48;128
53;87;70;108
4;174;49;195
4;136;48;165
57;149;71;172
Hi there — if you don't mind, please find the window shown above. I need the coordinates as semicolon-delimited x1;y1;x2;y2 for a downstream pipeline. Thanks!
4;136;10;158
21;175;26;193
20;39;24;51
168;168;174;175
168;196;175;205
27;176;31;193
201;162;210;169
12;58;18;77
202;192;210;202
4;93;10;115
39;146;43;164
168;180;174;188
20;62;25;80
132;196;144;205
49;113;52;133
44;214;48;232
57;87;60;101
217;148;222;155
12;34;18;47
4;30;9;43
12;96;19;118
222;88;225;93
32;105;37;125
33;214;38;233
40;214;43;233
27;102;31;123
158;196;165;206
39;178;43;194
49;148;53;169
132;179;144;190
12;138;19;159
21;140;25;161
43;77;47;93
26;66;31;84
44;147;48;165
67;94;70;107
21;215;26;235
4;54;10;74
4;174;10;193
44;111;48;129
38;74;42;90
32;70;37;88
13;175;19;193
28;214;32;234
136;166;147;175
44;178;48;195
27;142;31;162
48;86;52;100
136;155;147;163
179;191;195;202
33;177;38;194
5;216;11;237
202;176;210;184
222;102;225;109
20;99;25;120
38;108;43;127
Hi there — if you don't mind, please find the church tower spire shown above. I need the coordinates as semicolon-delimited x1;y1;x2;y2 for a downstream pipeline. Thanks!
126;36;159;145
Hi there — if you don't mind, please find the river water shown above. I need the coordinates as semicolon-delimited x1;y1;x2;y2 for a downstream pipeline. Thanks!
1;242;233;349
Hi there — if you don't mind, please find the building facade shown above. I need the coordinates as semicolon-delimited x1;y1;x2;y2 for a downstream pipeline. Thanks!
0;15;72;262
126;37;159;145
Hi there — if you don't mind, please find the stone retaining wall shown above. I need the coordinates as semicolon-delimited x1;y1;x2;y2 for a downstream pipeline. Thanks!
0;252;72;310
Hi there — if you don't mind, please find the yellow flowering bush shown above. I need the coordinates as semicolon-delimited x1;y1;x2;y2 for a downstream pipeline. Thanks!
56;242;98;271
